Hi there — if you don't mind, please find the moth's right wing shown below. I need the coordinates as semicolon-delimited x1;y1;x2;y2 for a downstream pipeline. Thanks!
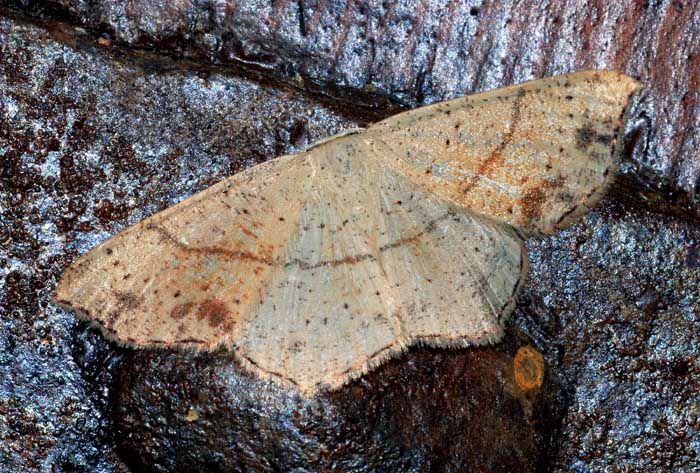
368;70;639;234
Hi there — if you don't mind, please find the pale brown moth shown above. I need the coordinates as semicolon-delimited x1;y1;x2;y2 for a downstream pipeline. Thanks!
55;71;639;395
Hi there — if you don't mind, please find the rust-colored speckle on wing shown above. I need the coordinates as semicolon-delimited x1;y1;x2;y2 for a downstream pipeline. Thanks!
171;302;194;320
197;299;234;331
460;89;527;196
518;178;566;228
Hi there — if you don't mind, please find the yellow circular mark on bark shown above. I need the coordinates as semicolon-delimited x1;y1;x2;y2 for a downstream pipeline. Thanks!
185;408;199;422
513;345;545;391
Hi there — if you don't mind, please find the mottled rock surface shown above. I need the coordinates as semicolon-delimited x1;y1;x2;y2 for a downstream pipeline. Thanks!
5;0;700;196
1;2;700;473
520;188;700;471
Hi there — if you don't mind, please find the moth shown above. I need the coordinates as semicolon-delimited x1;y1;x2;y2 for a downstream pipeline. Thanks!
55;71;639;395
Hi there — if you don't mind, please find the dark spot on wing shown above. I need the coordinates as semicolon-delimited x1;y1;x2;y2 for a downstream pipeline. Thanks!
575;123;596;150
104;290;145;326
575;122;614;151
114;290;144;312
595;133;614;145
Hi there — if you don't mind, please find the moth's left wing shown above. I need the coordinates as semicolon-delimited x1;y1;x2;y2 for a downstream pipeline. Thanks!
53;153;313;349
236;137;527;393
